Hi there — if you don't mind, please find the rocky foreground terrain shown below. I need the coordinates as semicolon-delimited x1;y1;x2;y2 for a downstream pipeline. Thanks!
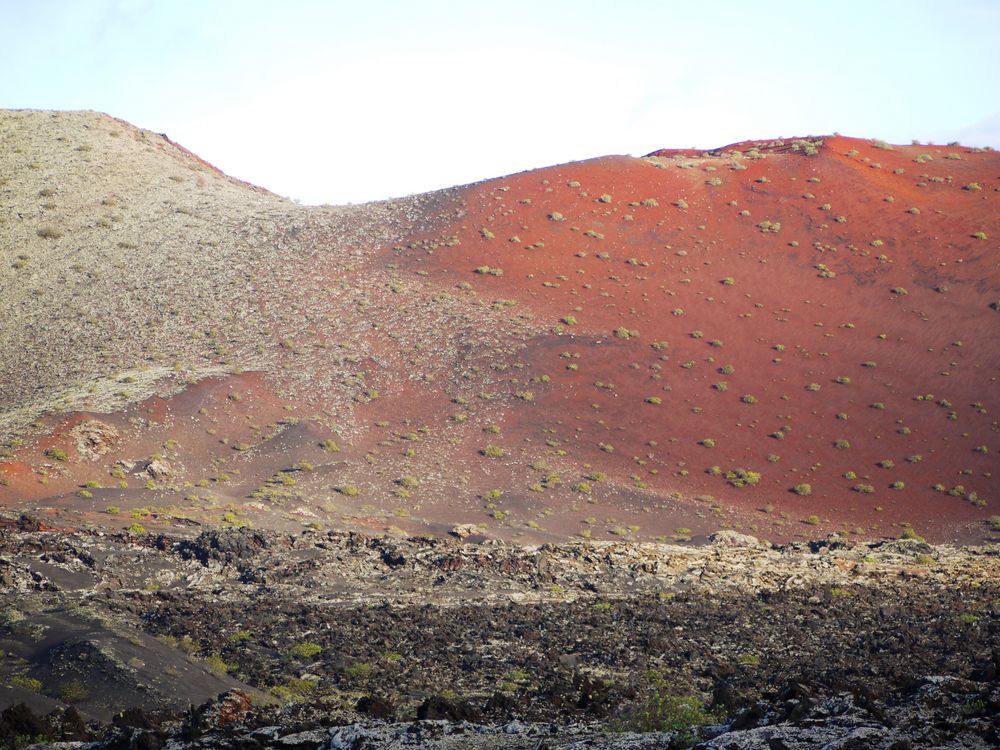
1;516;998;748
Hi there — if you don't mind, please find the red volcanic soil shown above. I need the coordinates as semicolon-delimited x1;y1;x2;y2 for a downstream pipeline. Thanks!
384;137;999;542
2;136;998;544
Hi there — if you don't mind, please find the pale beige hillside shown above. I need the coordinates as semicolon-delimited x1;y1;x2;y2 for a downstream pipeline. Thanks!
0;110;482;443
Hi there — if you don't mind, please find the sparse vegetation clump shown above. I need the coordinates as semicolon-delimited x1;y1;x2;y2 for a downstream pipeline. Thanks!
725;468;761;488
289;642;323;659
899;527;925;542
627;681;724;734
12;675;43;693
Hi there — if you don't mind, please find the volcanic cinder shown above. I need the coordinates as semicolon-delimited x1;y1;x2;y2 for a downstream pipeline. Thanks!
1;110;998;545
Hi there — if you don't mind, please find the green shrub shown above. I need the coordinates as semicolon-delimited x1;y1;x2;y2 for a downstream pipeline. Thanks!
270;678;317;701
12;675;42;692
59;679;88;702
899;527;925;542
345;662;373;681
628;681;724;733
289;642;323;659
725;469;760;487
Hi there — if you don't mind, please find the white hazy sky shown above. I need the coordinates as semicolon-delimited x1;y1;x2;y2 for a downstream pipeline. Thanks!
3;0;999;205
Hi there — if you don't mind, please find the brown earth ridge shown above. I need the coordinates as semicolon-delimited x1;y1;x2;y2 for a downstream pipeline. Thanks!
2;110;997;544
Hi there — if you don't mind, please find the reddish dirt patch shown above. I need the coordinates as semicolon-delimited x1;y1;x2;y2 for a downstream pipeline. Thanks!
383;137;999;542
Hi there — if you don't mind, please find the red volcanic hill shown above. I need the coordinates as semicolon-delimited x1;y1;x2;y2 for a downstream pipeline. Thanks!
1;114;997;544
